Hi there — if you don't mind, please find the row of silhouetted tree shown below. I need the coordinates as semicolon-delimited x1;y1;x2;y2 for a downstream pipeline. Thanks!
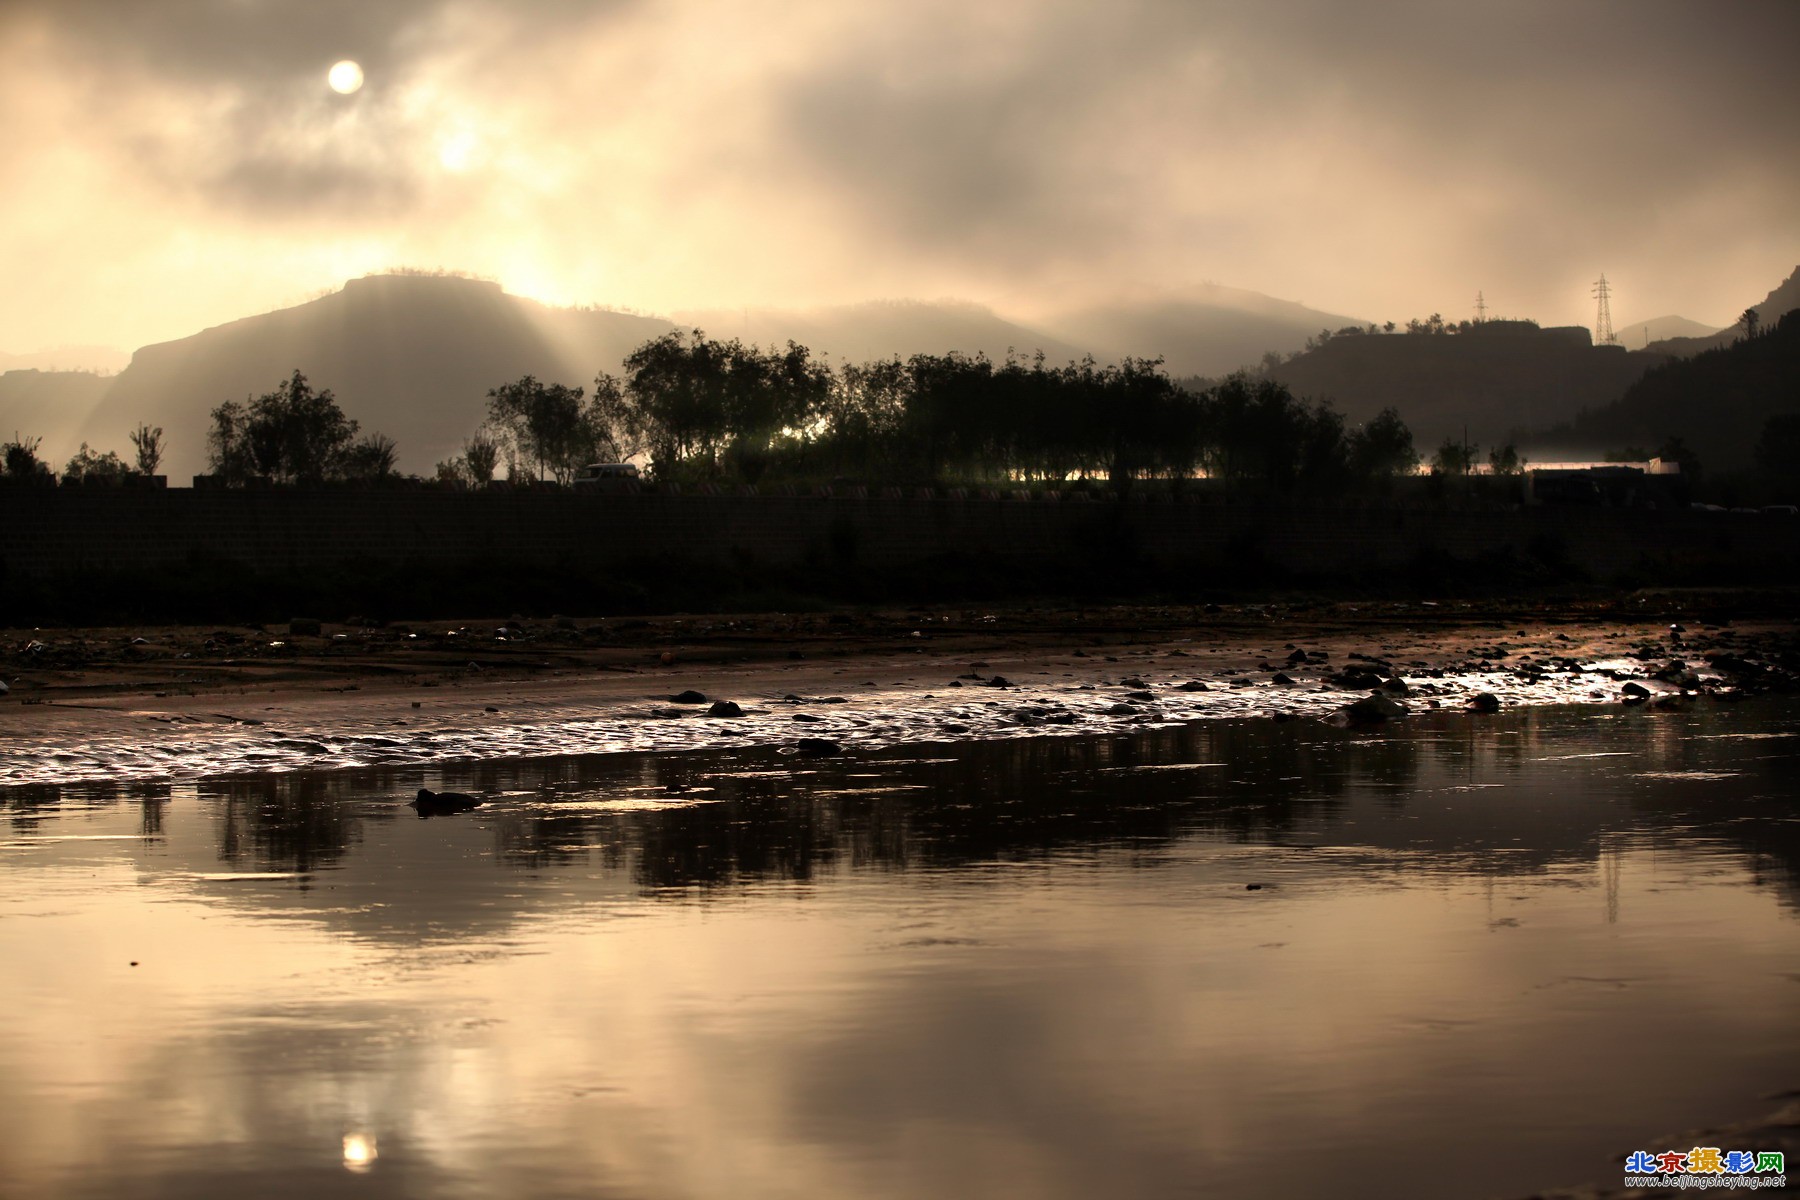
5;335;1429;492
1;425;165;486
457;331;1425;492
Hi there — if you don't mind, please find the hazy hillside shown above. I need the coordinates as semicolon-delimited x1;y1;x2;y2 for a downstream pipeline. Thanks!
45;267;1794;483
1040;283;1366;378
1613;314;1717;350
671;300;1089;367
1646;265;1800;356
61;280;1359;482
0;346;130;374
678;285;1364;379
76;275;675;481
1267;322;1665;453
0;370;115;469
1543;309;1799;472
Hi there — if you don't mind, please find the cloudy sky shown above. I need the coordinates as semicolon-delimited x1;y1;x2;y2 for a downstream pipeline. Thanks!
3;0;1795;354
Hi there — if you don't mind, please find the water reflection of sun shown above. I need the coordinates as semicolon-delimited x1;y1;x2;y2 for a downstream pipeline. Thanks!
342;1132;378;1172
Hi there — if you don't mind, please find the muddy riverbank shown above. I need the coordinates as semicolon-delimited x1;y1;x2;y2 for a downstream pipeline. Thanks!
5;592;1795;788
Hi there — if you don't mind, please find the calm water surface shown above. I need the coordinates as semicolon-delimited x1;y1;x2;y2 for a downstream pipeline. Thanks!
3;702;1798;1199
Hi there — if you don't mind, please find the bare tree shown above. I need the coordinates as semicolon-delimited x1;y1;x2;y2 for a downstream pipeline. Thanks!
129;423;164;475
3;433;52;483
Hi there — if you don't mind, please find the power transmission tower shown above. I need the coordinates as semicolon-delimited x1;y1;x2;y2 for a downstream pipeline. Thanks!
1592;274;1616;345
1475;291;1488;323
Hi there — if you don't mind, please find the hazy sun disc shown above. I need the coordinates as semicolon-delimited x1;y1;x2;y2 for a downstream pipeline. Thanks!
342;1133;377;1172
328;60;364;94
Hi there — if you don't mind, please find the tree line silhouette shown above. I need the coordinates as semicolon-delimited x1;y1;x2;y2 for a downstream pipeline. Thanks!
433;331;1424;494
2;424;164;486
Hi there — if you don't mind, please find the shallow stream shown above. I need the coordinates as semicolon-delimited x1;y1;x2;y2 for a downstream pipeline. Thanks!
3;701;1797;1198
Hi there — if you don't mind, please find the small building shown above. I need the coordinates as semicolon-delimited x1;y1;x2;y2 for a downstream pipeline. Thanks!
1524;459;1681;507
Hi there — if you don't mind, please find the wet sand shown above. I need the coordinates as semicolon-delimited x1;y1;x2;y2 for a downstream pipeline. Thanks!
5;594;1796;787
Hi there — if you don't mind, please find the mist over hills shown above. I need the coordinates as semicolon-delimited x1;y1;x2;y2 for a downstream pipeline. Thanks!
0;346;129;374
41;275;1372;479
0;370;113;463
1613;315;1717;350
1039;284;1365;379
1645;265;1800;356
675;287;1363;379
1539;308;1799;473
1258;265;1800;462
1267;322;1667;454
19;265;1797;483
75;275;675;481
671;300;1091;369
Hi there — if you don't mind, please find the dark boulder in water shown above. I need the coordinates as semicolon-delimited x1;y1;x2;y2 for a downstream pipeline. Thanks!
410;788;482;818
1334;693;1407;726
670;690;708;704
795;737;843;757
1329;667;1385;691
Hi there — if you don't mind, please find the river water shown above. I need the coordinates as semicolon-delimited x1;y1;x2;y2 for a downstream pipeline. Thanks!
2;700;1797;1199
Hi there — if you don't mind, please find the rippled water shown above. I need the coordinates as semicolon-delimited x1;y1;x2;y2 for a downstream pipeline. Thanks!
3;702;1797;1199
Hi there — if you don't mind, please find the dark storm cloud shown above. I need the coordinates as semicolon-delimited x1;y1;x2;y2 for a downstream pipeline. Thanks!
777;0;1800;269
783;11;1182;252
1238;1;1800;187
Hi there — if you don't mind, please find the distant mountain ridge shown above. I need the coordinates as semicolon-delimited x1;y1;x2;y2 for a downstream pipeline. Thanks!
1613;315;1717;350
1646;265;1800;356
676;285;1360;378
48;275;1367;479
1040;283;1366;379
77;275;675;481
0;346;130;374
21;267;1796;482
671;300;1091;368
0;369;114;466
1541;307;1799;472
1268;322;1666;454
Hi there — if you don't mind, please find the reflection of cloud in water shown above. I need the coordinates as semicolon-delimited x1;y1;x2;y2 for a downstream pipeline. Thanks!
1;703;1799;1197
10;841;1796;1199
5;701;1798;932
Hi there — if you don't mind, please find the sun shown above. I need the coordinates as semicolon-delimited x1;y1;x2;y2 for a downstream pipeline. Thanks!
327;60;364;95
